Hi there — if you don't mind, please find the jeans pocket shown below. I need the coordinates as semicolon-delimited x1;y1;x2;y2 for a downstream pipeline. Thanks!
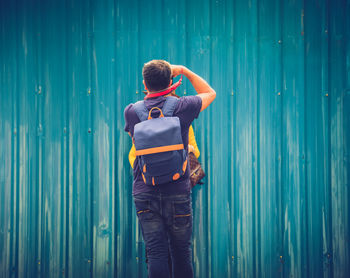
134;199;154;221
173;199;192;230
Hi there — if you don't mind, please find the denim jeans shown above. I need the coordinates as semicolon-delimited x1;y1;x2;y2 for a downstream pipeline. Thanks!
134;191;193;278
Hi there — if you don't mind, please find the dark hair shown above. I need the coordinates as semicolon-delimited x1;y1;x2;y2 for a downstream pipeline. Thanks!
142;60;171;92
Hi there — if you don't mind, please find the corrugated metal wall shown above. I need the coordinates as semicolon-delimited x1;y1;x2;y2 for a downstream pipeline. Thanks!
0;0;349;277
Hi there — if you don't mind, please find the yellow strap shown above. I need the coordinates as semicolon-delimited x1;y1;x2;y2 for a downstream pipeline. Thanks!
135;144;184;156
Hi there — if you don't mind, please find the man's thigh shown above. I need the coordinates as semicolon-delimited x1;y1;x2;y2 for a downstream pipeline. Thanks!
134;194;161;232
133;193;168;258
165;193;193;277
165;193;193;236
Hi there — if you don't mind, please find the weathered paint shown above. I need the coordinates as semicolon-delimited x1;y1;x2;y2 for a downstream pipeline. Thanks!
0;0;349;277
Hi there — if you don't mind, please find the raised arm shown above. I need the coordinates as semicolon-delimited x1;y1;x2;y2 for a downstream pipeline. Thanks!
171;65;216;112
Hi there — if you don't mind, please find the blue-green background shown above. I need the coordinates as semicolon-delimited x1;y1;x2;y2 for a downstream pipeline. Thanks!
0;0;349;277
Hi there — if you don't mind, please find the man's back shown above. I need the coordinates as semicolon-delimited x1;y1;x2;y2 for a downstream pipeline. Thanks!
124;60;215;278
124;95;202;195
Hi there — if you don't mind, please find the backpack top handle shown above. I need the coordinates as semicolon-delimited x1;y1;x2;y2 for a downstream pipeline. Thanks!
148;107;164;120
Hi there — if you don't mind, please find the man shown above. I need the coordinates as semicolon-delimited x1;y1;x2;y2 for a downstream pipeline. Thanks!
124;60;216;278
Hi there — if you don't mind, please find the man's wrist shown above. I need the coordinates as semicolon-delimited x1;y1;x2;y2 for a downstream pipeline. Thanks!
182;66;191;78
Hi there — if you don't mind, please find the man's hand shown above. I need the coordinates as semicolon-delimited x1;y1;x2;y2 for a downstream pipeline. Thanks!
188;144;195;153
170;65;185;78
170;63;216;112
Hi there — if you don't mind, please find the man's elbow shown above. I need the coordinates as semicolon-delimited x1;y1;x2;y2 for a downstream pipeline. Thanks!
211;89;216;99
209;89;216;103
199;90;216;112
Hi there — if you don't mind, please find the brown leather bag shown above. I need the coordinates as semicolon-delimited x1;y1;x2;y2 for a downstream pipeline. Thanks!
188;152;205;187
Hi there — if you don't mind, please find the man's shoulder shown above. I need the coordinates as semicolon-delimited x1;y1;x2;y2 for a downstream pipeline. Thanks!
124;102;142;133
174;95;202;120
124;103;135;119
176;95;202;108
124;100;146;117
124;100;144;115
124;103;133;114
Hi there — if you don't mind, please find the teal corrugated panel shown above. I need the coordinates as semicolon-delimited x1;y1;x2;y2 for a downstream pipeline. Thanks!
0;0;349;277
1;1;17;277
304;0;332;277
281;0;308;276
258;0;283;277
329;0;350;276
90;0;117;276
66;0;93;277
16;1;40;276
114;0;144;277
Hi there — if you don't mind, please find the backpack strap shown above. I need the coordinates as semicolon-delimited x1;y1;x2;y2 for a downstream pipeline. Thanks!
133;100;149;122
162;96;179;117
